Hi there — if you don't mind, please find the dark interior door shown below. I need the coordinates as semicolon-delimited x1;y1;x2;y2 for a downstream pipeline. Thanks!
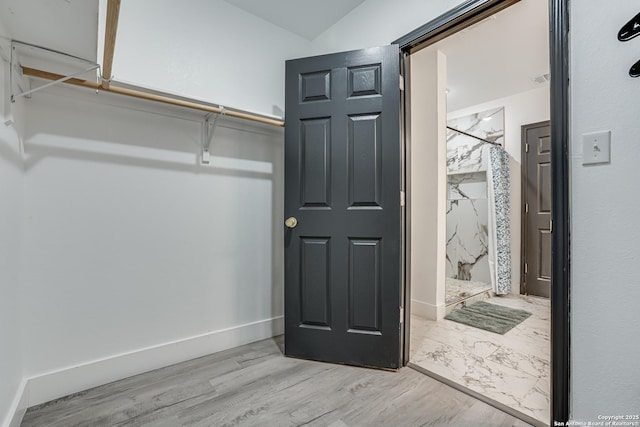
284;45;401;369
522;121;552;298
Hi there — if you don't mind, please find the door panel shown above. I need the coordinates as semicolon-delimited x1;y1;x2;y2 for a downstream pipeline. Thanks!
285;45;401;369
522;122;552;298
348;114;382;208
348;238;382;334
300;238;331;328
300;118;331;208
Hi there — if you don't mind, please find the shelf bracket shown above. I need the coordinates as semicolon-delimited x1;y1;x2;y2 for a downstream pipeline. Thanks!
10;40;100;104
12;63;99;102
201;106;225;164
9;43;28;105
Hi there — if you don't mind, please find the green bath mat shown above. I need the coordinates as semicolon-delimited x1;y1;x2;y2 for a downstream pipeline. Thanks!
445;301;532;334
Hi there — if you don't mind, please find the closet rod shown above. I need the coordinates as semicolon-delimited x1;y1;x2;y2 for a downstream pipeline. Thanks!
21;66;285;127
447;125;501;146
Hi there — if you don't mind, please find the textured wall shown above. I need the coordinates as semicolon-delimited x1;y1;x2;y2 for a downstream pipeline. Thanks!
112;0;310;116
20;86;284;405
0;60;25;426
409;48;448;320
569;0;640;420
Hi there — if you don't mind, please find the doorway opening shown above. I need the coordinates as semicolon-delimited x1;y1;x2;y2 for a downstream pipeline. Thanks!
397;0;567;425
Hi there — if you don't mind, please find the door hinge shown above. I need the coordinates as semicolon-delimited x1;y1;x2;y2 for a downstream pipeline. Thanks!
550;220;553;233
525;203;529;213
525;143;530;153
399;75;405;91
400;307;404;323
400;190;405;207
524;263;528;274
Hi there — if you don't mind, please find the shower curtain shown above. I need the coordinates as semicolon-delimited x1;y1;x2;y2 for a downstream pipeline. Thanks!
486;145;512;295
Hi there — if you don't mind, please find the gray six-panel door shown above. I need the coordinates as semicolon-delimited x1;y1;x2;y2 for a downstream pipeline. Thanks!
284;45;401;369
522;121;552;298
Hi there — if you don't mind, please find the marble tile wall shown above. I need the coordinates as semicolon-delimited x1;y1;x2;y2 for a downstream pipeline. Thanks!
446;107;504;284
446;200;490;282
447;107;504;174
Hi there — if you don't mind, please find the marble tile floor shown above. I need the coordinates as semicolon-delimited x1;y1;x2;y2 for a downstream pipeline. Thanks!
411;294;550;425
446;277;492;305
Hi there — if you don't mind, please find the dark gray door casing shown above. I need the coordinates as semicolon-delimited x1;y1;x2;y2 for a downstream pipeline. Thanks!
284;45;402;369
522;121;552;298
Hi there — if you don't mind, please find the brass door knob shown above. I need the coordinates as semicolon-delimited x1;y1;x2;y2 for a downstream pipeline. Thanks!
284;217;298;228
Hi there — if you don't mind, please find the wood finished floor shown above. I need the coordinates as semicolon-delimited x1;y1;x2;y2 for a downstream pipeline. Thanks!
22;337;531;427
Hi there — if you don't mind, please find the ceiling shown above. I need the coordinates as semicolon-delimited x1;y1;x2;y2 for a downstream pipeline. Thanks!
433;0;550;111
223;0;366;41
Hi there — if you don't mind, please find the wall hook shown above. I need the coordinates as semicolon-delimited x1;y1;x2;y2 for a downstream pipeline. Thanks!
618;11;640;41
629;58;640;77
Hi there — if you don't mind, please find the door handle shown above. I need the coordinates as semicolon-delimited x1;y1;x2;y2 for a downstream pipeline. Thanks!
284;217;298;229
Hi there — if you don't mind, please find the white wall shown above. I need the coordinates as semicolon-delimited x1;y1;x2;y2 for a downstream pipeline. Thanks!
448;86;550;294
110;0;467;114
410;48;447;320
3;0;296;409
111;0;311;117
0;59;25;425
569;1;640;421
110;0;466;117
310;0;465;55
19;86;284;405
111;0;467;117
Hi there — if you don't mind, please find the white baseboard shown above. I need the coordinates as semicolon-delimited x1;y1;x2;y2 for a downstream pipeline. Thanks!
26;316;283;408
411;298;445;320
2;379;29;427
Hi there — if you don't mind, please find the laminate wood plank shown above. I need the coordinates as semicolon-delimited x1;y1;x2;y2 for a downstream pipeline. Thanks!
22;337;531;427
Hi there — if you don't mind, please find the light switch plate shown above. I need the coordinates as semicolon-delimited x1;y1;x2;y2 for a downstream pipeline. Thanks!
582;131;611;165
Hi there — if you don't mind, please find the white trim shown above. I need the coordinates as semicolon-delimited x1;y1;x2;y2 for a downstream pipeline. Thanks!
411;298;445;320
2;379;29;427
26;316;283;407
